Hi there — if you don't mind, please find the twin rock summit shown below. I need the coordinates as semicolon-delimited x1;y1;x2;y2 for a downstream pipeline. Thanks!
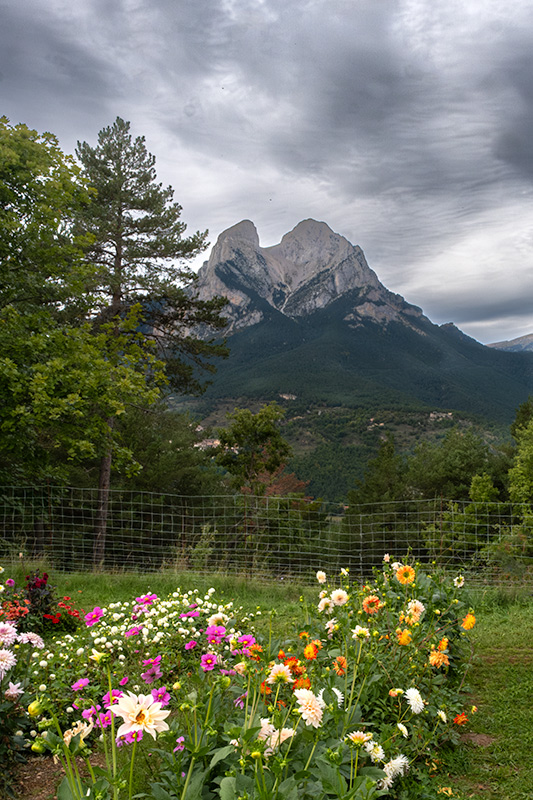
186;219;533;422
193;219;423;334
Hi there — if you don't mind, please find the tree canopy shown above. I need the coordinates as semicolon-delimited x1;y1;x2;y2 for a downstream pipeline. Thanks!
0;119;163;482
215;404;293;495
75;116;227;395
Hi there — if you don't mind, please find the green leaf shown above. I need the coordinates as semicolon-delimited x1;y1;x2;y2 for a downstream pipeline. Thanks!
149;784;177;800
218;776;236;800
183;769;208;799
209;744;236;770
57;777;81;800
277;776;299;800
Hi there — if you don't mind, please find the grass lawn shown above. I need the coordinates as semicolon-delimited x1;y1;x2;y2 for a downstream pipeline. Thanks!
443;594;533;800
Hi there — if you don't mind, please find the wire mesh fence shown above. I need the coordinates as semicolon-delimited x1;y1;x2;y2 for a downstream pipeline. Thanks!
0;486;531;584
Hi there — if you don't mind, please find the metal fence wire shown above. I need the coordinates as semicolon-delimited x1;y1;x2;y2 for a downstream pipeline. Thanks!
0;486;530;584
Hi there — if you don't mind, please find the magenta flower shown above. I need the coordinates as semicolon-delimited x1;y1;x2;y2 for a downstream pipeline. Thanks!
184;640;197;650
238;635;256;648
173;736;185;753
142;654;162;667
117;729;144;747
102;689;124;707
96;710;112;729
5;578;15;588
234;692;247;709
200;653;217;672
119;676;129;686
125;626;143;637
141;665;163;684
179;609;200;619
85;606;104;627
135;593;158;606
206;625;226;644
151;686;171;707
82;704;101;720
71;678;90;691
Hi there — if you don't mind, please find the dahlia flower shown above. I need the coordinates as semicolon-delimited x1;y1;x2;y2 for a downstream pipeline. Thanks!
294;688;325;728
110;691;170;739
405;687;424;714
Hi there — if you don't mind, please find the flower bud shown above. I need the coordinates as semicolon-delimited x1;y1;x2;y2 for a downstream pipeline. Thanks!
28;700;44;717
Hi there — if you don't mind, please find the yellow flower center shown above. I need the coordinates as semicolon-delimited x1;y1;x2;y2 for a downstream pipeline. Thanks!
135;710;147;724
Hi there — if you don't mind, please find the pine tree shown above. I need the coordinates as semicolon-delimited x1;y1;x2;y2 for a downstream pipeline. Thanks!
75;117;228;564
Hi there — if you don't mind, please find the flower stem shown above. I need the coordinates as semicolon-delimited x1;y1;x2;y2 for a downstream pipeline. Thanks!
128;736;138;800
106;665;118;798
180;755;196;800
303;734;319;772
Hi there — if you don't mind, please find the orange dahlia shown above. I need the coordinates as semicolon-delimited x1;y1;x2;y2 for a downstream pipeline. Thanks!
396;628;412;646
461;613;476;630
453;712;468;725
304;643;319;660
429;649;450;668
333;656;348;676
248;643;263;661
395;565;416;585
362;594;381;614
284;656;305;677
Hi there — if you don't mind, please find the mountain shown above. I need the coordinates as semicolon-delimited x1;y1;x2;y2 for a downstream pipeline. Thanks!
487;333;533;352
185;219;533;423
193;219;424;332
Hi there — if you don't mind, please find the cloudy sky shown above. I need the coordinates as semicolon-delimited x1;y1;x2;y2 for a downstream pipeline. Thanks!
2;0;533;343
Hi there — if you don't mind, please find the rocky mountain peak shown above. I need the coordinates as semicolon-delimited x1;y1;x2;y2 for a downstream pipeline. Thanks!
215;219;260;247
193;219;424;333
267;219;353;265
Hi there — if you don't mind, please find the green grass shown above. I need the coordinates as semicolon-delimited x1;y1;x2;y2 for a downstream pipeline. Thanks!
442;596;533;799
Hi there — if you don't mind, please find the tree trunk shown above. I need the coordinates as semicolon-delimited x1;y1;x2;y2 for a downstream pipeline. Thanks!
93;421;114;569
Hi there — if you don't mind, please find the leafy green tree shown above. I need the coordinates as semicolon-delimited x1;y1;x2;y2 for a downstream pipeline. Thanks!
342;437;413;574
511;395;533;442
215;403;292;495
406;428;490;499
0;117;91;316
0;119;161;487
347;436;406;505
508;418;533;506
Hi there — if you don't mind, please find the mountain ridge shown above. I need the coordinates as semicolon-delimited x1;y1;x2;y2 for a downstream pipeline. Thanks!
194;219;425;333
184;219;533;424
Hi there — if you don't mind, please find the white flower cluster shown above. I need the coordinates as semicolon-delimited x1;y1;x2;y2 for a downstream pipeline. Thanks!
29;587;254;687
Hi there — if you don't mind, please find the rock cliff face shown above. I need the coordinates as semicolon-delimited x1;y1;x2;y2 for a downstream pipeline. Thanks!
194;219;426;333
487;332;533;352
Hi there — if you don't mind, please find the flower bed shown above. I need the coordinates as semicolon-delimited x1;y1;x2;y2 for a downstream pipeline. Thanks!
0;558;476;799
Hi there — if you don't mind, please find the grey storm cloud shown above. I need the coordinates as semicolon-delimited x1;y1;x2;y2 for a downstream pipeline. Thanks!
2;0;533;344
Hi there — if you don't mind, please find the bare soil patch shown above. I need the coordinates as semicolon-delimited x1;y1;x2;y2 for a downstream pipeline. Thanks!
14;754;106;800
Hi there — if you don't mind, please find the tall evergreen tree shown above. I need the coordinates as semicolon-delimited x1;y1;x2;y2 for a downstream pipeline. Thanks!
75;116;227;390
75;117;228;563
